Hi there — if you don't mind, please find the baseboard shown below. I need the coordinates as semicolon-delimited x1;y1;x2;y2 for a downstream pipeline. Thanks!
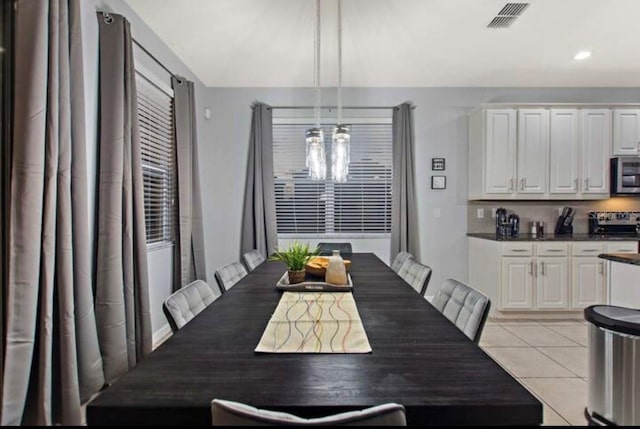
152;323;172;350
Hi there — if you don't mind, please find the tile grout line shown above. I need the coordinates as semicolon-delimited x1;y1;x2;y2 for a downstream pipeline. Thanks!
534;346;586;379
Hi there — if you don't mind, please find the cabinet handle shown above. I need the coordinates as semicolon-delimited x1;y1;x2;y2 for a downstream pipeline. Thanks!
583;249;599;252
511;249;529;252
604;262;607;277
529;260;533;276
520;178;526;190
584;178;589;190
546;249;563;252
509;178;514;191
540;261;545;275
574;178;578;190
598;262;603;274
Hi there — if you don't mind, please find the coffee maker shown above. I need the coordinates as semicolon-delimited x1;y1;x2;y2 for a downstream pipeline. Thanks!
495;207;508;236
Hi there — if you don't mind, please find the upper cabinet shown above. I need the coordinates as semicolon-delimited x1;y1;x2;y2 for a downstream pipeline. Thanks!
613;109;640;156
581;109;611;195
469;105;614;200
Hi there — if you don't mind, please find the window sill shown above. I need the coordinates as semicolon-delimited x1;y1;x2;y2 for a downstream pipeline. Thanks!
278;233;390;239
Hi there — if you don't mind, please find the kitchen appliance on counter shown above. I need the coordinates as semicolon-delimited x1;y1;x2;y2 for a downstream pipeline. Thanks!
554;206;575;235
495;207;508;237
508;213;520;236
611;157;640;195
584;305;640;426
588;211;640;235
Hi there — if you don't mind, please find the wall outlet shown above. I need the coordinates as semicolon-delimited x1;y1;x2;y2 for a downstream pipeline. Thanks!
477;208;484;219
434;208;441;218
491;208;497;218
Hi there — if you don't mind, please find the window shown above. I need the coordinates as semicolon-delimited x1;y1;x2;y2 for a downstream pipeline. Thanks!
273;116;392;236
135;70;176;246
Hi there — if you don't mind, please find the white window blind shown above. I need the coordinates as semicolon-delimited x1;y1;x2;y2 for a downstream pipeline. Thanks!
273;120;392;236
136;72;176;245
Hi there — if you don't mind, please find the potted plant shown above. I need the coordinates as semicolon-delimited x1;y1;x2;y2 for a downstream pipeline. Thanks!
269;242;319;284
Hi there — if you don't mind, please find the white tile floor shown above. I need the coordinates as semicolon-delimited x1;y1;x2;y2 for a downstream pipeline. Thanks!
480;318;589;426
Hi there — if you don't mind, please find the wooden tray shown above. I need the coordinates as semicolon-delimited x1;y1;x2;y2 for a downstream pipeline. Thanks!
305;257;351;278
276;272;353;292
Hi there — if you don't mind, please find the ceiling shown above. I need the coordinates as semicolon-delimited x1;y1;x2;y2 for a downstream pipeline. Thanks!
125;0;640;87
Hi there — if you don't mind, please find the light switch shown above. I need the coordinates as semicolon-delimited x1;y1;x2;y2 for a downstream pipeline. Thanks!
434;208;441;218
477;208;484;219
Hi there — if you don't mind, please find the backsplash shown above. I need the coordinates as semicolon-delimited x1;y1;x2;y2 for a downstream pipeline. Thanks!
468;198;640;234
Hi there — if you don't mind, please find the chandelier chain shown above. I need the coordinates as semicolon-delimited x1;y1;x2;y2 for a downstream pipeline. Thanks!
337;0;343;125
314;0;321;128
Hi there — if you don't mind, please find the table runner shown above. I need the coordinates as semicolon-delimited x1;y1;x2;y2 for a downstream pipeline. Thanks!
255;292;372;353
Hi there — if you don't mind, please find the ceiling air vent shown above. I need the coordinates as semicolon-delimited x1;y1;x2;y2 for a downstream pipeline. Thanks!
487;2;530;29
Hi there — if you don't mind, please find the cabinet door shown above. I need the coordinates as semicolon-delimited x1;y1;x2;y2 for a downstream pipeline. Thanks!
485;109;517;195
549;109;579;195
581;109;612;194
517;109;549;195
501;257;534;309
613;109;640;156
536;257;569;309
572;257;606;309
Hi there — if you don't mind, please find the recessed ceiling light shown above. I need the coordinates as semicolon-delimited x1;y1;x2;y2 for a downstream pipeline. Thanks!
574;51;592;60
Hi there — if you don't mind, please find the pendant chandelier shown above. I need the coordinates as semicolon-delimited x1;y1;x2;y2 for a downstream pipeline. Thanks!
306;0;326;180
331;0;350;182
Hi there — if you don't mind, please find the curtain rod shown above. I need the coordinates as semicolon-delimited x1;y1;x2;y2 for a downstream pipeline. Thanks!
271;105;415;110
132;38;177;79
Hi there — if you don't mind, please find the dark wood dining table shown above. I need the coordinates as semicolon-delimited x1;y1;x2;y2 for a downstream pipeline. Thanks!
86;253;542;425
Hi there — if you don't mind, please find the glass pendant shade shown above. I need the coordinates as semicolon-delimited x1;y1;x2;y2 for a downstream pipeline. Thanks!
306;127;327;180
331;125;350;182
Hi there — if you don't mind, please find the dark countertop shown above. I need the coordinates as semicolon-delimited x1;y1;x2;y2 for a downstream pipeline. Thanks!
467;232;640;242
599;253;640;266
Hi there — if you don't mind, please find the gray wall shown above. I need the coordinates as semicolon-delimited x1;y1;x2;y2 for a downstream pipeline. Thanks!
80;0;214;343
203;87;640;296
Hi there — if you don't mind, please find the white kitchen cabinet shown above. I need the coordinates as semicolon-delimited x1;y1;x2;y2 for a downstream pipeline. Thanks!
469;105;612;200
501;257;534;309
609;260;640;309
536;256;569;309
484;109;517;195
572;257;606;309
613;109;640;156
517;109;549;196
581;109;612;195
549;109;580;195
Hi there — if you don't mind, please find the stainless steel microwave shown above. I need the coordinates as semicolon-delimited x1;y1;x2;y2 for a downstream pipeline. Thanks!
611;157;640;195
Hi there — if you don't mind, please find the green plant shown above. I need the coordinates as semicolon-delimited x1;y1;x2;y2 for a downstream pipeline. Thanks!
269;241;319;271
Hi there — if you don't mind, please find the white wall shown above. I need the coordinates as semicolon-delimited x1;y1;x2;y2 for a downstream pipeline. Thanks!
202;87;640;296
80;0;213;342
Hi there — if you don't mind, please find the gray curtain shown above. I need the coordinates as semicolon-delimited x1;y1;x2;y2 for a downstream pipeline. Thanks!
2;0;104;425
240;102;277;257
390;103;420;262
173;77;207;289
95;12;152;384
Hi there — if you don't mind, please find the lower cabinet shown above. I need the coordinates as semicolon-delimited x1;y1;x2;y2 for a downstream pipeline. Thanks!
501;257;534;309
536;257;570;309
571;257;606;309
469;238;637;313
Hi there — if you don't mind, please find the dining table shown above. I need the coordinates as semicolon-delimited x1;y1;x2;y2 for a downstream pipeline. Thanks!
86;253;542;426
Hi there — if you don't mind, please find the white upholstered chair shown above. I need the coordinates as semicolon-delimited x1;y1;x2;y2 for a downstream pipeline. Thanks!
390;251;414;273
214;261;248;293
397;259;432;296
163;280;217;332
242;249;266;272
431;278;491;344
211;399;407;426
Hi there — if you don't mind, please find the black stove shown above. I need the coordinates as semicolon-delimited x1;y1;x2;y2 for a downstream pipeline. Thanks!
588;211;640;235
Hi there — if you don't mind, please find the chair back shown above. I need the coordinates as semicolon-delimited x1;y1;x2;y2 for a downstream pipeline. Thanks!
163;280;217;332
211;399;406;426
242;250;266;272
391;251;414;273
397;259;432;296
215;262;248;293
431;278;491;344
317;242;352;257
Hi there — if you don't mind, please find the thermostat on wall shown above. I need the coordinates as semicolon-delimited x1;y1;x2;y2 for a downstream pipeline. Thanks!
432;158;445;171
